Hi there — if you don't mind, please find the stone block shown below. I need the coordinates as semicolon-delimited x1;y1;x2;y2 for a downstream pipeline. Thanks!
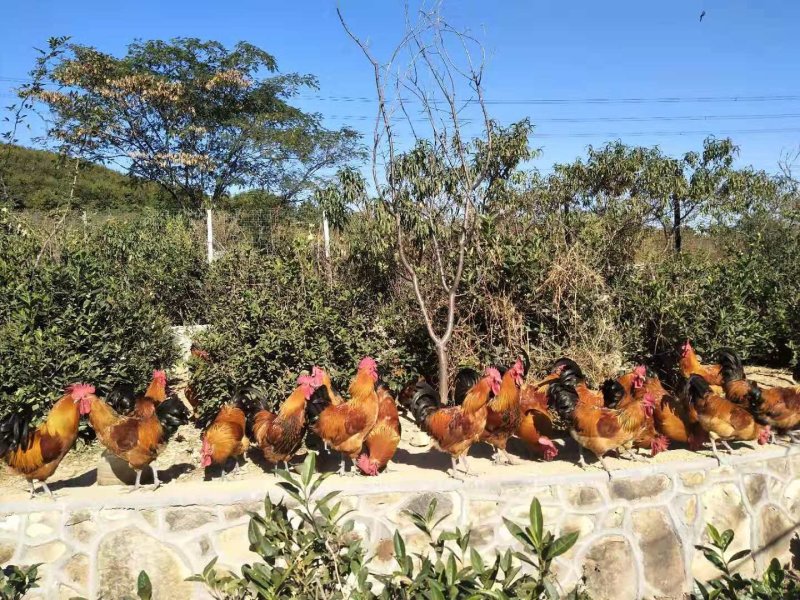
610;475;671;501
680;471;706;488
757;504;795;571
632;508;684;598
582;535;638;600
562;485;604;509
165;508;217;532
96;527;193;600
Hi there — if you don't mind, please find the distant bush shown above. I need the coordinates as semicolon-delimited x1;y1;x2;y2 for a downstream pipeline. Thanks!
0;209;178;426
189;241;428;425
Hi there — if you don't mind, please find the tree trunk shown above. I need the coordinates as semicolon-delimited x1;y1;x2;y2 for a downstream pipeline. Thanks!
436;342;449;405
563;198;572;246
672;194;682;253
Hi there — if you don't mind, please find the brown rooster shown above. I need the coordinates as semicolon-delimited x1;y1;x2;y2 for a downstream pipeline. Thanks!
356;384;401;476
611;366;670;456
248;373;322;468
404;368;501;478
517;383;561;461
679;340;723;386
85;390;189;489
0;383;96;497
307;357;380;475
551;375;657;476
718;349;800;439
687;374;770;463
201;402;249;479
482;354;528;465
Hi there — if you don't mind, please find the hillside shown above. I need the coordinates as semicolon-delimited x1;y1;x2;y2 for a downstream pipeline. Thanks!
0;144;174;209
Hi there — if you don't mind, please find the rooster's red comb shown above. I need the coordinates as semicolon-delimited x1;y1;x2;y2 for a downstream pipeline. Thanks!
67;383;96;400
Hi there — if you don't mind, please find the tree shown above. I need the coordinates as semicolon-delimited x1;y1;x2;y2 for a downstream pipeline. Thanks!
339;4;531;403
551;138;778;253
33;38;363;208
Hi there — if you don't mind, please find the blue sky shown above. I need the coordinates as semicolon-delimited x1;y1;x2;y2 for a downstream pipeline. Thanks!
2;0;799;174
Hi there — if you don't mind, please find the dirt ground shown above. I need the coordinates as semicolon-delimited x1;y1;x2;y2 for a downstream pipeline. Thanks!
1;366;797;501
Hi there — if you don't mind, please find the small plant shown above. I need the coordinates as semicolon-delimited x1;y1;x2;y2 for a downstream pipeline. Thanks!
189;452;370;599
0;564;41;600
379;497;584;599
693;523;800;599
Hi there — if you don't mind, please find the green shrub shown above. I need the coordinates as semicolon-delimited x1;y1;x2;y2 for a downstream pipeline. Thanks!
693;523;800;599
0;209;178;426
189;245;428;425
189;453;588;600
0;564;41;600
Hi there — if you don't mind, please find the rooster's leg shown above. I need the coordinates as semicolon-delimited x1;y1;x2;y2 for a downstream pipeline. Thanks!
709;438;723;465
133;470;142;491
447;455;461;479
721;440;736;454
624;449;646;462
28;480;38;498
598;455;613;479
577;446;588;469
500;448;522;465
459;455;476;477
787;430;800;443
40;481;54;498
150;465;161;490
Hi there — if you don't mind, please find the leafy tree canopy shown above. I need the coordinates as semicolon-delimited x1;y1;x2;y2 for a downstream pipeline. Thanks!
35;37;363;208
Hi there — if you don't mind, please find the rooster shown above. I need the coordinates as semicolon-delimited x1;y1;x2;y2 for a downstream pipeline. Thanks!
517;383;561;460
404;368;501;478
679;340;723;386
611;367;670;456
103;370;169;415
356;384;401;476
200;399;250;479
85;390;189;489
718;349;800;440
686;374;770;463
307;357;380;475
550;358;604;407
551;375;656;476
248;373;322;468
481;353;528;465
0;384;96;497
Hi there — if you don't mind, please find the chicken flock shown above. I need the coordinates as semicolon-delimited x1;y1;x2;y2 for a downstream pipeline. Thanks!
1;341;799;497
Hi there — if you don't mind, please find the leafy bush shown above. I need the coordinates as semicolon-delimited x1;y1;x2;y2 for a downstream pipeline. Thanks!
189;244;428;425
0;564;41;600
0;209;178;425
693;523;800;599
190;453;587;600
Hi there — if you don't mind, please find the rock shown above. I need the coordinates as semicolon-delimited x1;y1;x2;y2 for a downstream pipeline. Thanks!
0;539;16;564
359;493;405;514
582;536;638;600
560;515;595;539
563;485;603;508
602;507;625;529
96;527;193;600
694;484;754;581
223;501;262;522
468;524;497;550
58;584;83;600
610;475;671;501
370;537;395;574
65;517;96;545
393;492;454;528
64;553;89;588
744;474;766;506
757;505;795;571
25;522;54;539
20;541;67;564
65;511;91;527
678;494;698;525
632;508;684;598
765;458;791;478
165;508;216;532
101;508;138;521
680;471;706;489
468;500;502;523
0;514;22;535
214;524;260;568
785;480;800;519
25;512;60;540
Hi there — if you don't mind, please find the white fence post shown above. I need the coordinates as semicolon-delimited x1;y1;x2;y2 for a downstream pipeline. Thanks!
322;210;331;260
206;208;214;264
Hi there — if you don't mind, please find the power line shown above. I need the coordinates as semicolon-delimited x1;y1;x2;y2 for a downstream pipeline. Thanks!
319;112;800;124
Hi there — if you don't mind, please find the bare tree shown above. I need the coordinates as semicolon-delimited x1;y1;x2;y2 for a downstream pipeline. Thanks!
338;2;530;403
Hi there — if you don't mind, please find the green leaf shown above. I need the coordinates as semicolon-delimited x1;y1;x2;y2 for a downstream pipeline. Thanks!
728;549;750;563
393;530;406;559
136;571;152;600
301;452;316;486
545;531;579;560
529;497;543;547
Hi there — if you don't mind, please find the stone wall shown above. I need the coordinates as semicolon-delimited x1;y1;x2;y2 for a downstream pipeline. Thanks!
1;447;799;600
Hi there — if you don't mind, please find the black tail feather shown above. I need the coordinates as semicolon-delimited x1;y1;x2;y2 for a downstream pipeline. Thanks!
547;378;579;419
306;385;333;425
601;379;625;407
452;368;480;406
105;383;137;415
233;386;270;418
156;395;190;442
0;407;34;456
717;348;745;383
408;380;440;425
551;357;584;385
686;374;711;404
